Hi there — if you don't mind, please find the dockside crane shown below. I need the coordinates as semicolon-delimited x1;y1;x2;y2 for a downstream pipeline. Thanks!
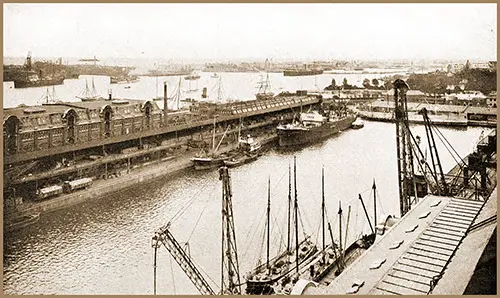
419;107;449;196
393;79;418;217
151;166;241;295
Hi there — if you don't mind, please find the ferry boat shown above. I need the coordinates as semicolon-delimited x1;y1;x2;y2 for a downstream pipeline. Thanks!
277;108;356;147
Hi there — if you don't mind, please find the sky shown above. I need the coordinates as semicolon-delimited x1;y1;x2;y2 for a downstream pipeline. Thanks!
3;3;497;62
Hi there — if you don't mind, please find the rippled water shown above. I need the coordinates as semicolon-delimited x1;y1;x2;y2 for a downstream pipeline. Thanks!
3;121;487;294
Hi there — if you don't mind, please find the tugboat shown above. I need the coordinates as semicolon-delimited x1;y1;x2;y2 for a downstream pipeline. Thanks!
277;103;356;147
223;135;262;168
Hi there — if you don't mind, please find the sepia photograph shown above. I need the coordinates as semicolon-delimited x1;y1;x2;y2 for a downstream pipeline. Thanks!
2;2;497;295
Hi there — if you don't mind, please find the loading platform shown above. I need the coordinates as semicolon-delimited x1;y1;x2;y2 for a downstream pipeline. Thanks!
305;189;497;295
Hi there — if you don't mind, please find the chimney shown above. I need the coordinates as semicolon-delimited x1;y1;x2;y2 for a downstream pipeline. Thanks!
163;82;168;126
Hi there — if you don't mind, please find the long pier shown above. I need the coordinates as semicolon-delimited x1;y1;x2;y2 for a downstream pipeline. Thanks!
4;95;320;165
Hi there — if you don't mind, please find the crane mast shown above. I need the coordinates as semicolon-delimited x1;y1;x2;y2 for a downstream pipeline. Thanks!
219;166;242;295
393;79;417;217
152;224;216;295
152;166;241;295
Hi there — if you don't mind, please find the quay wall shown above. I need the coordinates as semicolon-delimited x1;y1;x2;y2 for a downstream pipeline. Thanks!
7;134;278;219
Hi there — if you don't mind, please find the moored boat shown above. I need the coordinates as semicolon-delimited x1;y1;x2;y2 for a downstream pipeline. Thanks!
191;154;232;170
223;152;259;168
245;157;319;295
277;107;356;147
5;213;40;232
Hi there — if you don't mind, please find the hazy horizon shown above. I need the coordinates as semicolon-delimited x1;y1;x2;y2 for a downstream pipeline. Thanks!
4;3;497;62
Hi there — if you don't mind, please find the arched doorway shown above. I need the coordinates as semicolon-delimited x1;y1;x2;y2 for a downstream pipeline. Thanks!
144;101;152;129
101;105;113;137
4;116;21;154
64;109;78;144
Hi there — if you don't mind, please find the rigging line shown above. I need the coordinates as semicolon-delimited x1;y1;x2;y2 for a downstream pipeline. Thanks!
432;124;467;165
242;209;268;260
170;180;214;223
190;257;219;290
169;253;177;295
432;127;462;166
185;200;209;243
297;208;309;239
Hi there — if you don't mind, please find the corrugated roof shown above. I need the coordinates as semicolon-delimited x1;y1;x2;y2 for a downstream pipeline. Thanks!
306;195;485;295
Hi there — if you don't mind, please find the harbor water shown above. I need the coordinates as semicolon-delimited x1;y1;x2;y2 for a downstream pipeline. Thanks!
3;71;393;109
3;117;487;294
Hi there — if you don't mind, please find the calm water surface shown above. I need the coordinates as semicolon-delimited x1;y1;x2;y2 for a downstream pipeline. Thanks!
3;119;487;294
3;71;392;109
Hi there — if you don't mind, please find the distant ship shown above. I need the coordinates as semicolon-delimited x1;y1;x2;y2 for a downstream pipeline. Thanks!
185;71;201;80
110;75;140;84
144;69;192;77
12;75;65;89
283;65;323;77
4;52;65;88
277;106;356;147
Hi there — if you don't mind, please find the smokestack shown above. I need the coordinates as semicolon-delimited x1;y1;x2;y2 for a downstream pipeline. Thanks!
163;82;168;126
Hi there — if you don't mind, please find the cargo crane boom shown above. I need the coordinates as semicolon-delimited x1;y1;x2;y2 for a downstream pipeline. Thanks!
420;108;449;196
152;225;216;295
152;166;241;295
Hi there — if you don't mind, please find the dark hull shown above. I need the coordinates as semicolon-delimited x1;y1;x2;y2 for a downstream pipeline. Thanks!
14;77;65;89
245;239;318;295
277;115;356;147
191;156;230;170
5;214;40;232
283;70;324;76
223;152;259;168
314;233;375;282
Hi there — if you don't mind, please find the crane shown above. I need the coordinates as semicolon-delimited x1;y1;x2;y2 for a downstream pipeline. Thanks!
393;79;418;217
151;166;241;295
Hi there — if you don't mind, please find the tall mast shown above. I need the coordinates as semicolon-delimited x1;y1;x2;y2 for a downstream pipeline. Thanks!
338;201;343;271
177;77;182;110
266;176;271;272
212;116;216;153
287;162;291;253
321;167;326;263
219;167;241;294
294;156;299;277
373;179;377;230
359;194;375;235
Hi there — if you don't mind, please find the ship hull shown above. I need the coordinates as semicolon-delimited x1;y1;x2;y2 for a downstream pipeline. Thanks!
277;115;356;147
283;70;324;76
14;77;65;89
191;156;230;170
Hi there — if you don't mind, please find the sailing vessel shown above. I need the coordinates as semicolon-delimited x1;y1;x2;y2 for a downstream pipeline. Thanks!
255;59;274;100
39;86;59;104
191;118;233;170
76;77;102;102
245;158;318;295
277;104;356;147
